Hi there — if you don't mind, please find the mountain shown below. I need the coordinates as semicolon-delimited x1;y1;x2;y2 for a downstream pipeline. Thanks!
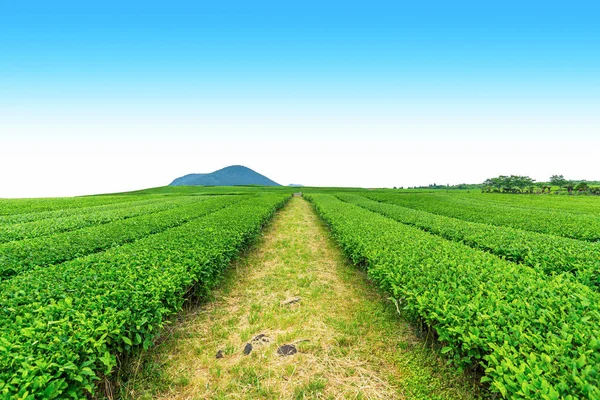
169;165;281;187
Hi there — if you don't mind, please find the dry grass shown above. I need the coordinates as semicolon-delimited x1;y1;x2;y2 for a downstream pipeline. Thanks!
123;198;484;399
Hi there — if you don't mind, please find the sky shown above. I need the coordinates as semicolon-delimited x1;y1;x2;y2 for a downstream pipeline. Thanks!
1;1;599;197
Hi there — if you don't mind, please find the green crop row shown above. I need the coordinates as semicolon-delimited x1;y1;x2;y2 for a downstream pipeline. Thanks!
0;195;245;282
337;193;600;289
449;193;600;218
308;194;599;399
365;192;600;241
0;194;289;399
0;197;201;244
0;195;155;216
0;196;178;226
465;192;600;215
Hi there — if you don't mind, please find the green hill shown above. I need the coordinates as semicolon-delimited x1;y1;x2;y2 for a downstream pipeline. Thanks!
169;165;281;187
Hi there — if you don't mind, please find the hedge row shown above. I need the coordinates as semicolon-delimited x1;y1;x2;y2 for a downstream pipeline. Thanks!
0;197;199;244
365;192;600;241
466;192;600;215
337;193;600;289
0;195;150;217
0;196;171;226
0;195;244;281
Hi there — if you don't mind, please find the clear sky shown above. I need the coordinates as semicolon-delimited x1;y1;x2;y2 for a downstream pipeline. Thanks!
1;1;599;197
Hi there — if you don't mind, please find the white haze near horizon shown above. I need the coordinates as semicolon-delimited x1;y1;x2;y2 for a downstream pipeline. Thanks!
1;103;599;198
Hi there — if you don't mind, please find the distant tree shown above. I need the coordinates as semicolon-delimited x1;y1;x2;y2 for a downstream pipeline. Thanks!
549;175;578;193
576;182;589;192
499;175;515;193
512;175;535;192
538;183;551;193
498;175;514;193
483;177;503;192
482;175;535;194
563;180;576;194
550;175;567;188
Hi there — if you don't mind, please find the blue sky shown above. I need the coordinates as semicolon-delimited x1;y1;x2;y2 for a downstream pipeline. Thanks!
1;1;599;196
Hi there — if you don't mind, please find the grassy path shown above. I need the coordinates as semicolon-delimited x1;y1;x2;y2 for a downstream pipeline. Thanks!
124;197;483;399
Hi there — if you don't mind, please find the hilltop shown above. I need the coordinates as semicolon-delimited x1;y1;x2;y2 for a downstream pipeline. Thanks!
169;165;281;187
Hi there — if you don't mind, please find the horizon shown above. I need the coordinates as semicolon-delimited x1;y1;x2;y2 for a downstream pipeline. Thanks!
4;163;597;199
2;1;599;198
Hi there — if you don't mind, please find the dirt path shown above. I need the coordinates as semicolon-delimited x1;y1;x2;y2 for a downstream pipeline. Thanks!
125;197;482;399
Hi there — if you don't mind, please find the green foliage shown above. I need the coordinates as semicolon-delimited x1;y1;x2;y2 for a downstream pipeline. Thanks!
482;175;535;193
0;195;153;217
0;196;165;225
0;196;245;281
464;191;600;214
549;175;567;188
364;192;600;241
336;193;600;289
0;197;197;244
307;193;600;399
0;194;289;398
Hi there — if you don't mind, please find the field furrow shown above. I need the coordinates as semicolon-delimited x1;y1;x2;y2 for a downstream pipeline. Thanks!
124;196;482;400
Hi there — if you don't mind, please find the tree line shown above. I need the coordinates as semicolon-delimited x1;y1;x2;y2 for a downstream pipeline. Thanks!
482;175;600;194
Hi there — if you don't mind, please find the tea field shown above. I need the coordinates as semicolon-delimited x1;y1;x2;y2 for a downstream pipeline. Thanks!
308;190;600;399
0;190;289;398
0;188;598;399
